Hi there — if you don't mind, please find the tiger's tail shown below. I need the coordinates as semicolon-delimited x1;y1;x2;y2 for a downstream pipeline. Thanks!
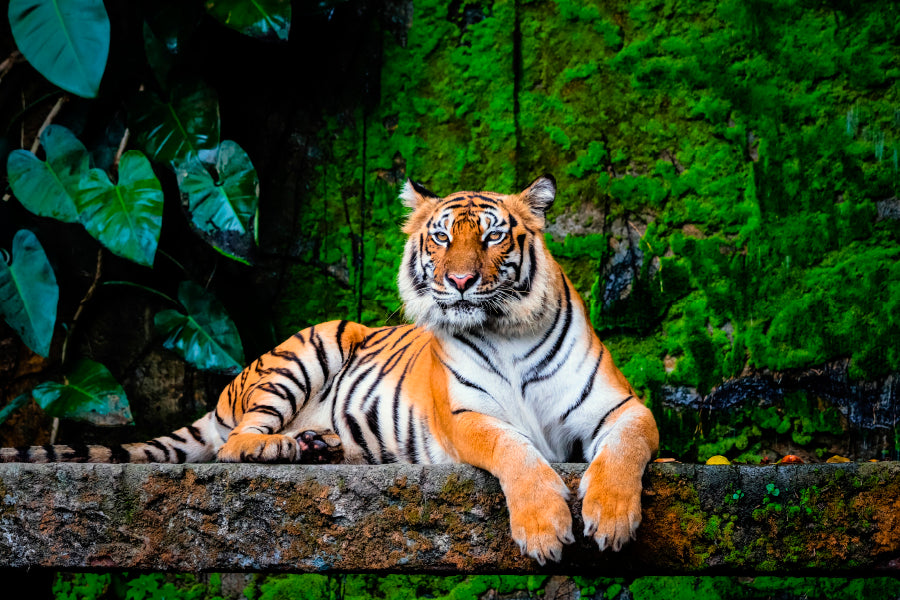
0;411;219;464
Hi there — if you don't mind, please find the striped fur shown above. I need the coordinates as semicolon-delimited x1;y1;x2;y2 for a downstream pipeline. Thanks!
1;175;659;564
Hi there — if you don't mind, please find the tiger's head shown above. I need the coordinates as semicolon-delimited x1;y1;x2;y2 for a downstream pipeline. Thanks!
397;175;560;334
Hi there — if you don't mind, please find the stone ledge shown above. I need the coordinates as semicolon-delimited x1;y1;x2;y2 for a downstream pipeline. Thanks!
0;462;898;574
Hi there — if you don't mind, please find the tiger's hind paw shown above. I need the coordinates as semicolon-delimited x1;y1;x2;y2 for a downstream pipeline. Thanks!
296;430;344;464
218;433;300;463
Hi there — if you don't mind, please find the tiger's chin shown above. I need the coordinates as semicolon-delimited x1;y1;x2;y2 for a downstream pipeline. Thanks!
420;300;491;332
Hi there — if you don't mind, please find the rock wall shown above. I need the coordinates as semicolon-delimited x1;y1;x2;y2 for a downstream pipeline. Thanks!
1;462;898;574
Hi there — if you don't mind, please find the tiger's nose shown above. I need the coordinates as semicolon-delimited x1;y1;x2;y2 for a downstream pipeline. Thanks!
447;272;476;292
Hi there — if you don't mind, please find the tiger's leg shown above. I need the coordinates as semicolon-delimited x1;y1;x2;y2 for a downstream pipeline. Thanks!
444;411;575;565
579;397;658;551
216;320;370;463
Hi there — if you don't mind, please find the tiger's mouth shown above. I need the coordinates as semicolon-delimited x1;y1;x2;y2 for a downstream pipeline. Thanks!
436;299;482;312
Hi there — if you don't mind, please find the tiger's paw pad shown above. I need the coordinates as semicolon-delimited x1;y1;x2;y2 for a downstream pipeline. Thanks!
580;478;642;552
217;433;300;463
296;430;344;464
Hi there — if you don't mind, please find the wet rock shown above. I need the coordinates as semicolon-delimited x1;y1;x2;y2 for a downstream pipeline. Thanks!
546;202;607;241
661;361;898;432
876;196;900;221
600;214;658;309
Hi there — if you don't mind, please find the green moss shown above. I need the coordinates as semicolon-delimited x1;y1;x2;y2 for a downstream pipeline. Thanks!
265;0;899;460
53;574;227;600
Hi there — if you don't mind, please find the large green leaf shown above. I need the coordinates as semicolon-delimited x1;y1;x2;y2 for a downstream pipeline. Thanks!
76;151;163;267
0;230;58;357
32;359;133;425
6;125;89;223
8;0;110;98
0;394;30;426
205;0;291;41
175;141;259;263
154;281;245;373
129;82;220;164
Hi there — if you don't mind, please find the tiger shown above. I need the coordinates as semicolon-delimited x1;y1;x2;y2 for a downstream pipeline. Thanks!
1;175;659;564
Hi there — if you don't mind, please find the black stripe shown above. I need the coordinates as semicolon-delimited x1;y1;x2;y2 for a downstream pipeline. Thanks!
62;444;91;462
260;353;306;408
187;425;205;443
168;432;187;444
379;344;412;378
406;406;418;462
111;445;131;463
524;276;572;373
335;319;349;360
522;297;562;360
143;449;155;462
257;381;299;411
389;327;416;350
247;403;286;428
408;247;426;296
589;396;633;445
41;445;56;462
438;357;490;396
16;447;30;462
346;414;376;463
362;327;399;349
146;439;171;461
451;408;472;415
174;447;187;463
343;364;377;403
522;335;577;394
392;344;427;453
562;349;605;420
215;409;231;429
310;327;331;382
418;415;433;463
364;399;385;463
452;333;509;384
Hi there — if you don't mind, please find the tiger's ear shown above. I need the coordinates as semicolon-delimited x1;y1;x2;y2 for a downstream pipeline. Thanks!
400;179;440;209
519;174;556;219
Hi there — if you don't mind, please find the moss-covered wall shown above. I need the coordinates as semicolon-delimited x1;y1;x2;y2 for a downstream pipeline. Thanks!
52;571;900;600
269;0;900;462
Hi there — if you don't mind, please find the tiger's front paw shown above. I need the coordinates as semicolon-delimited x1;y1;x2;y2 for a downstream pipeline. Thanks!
218;433;300;463
505;470;575;565
579;463;643;552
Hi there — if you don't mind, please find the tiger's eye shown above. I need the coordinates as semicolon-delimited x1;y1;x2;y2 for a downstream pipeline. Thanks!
432;232;449;244
487;231;505;243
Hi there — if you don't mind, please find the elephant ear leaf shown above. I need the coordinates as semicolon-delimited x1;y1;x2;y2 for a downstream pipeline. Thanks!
76;151;164;267
205;0;290;42
175;141;259;264
129;81;220;165
32;359;133;425
8;0;110;98
154;281;244;373
6;125;89;223
0;230;58;358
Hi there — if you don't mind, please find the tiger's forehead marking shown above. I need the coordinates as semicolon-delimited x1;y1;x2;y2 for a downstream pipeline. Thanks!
428;191;510;233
